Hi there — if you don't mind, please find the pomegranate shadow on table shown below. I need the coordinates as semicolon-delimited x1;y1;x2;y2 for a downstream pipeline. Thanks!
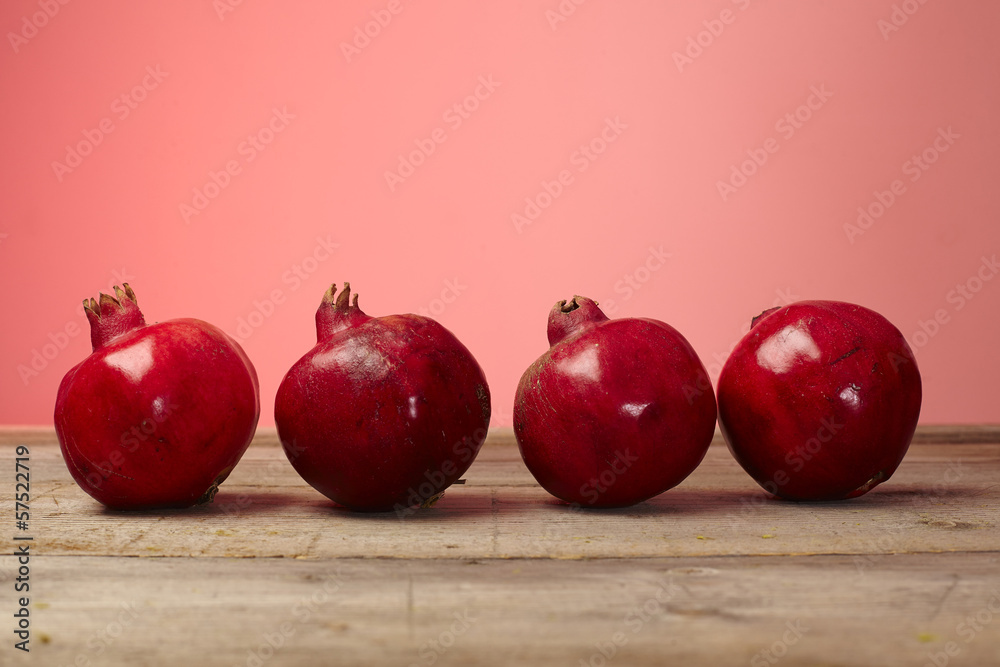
494;489;769;517
95;490;315;516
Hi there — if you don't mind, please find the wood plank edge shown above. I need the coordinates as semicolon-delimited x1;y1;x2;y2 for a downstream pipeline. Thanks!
23;548;1000;562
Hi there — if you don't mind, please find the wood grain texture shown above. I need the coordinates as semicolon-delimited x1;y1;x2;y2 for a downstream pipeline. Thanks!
8;554;1000;667
12;437;1000;560
2;427;999;666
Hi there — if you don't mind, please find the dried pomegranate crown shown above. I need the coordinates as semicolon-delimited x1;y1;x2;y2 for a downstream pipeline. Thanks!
82;283;146;351
322;281;360;311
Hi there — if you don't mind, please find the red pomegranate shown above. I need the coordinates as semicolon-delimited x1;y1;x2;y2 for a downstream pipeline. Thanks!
274;283;491;513
54;284;260;509
717;300;922;500
514;296;717;507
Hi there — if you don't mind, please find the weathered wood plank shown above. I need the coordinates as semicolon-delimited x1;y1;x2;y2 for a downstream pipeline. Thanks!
3;439;998;560
6;553;1000;667
908;423;1000;444
2;428;999;665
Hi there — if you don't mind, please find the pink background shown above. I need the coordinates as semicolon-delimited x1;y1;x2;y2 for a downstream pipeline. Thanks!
2;0;998;427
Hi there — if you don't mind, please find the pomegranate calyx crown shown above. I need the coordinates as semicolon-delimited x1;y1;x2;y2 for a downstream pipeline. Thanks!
327;281;360;311
557;297;582;313
547;295;609;347
84;284;138;320
316;282;371;341
83;283;146;351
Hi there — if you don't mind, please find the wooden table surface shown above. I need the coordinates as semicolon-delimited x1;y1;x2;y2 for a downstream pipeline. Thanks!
3;426;999;666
